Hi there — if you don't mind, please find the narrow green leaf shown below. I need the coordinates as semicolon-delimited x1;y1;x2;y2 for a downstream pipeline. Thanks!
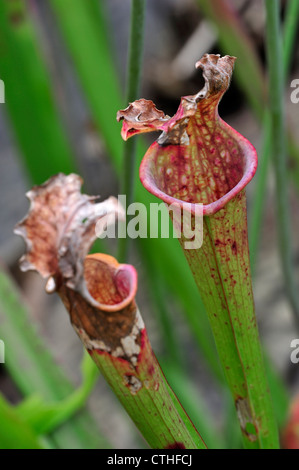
249;110;272;273
50;0;123;166
17;352;101;436
0;392;43;449
283;0;299;80
118;0;146;262
264;0;299;329
0;266;109;449
0;0;76;184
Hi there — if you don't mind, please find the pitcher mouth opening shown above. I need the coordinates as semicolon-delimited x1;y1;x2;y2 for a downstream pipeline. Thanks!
84;254;138;313
140;121;257;217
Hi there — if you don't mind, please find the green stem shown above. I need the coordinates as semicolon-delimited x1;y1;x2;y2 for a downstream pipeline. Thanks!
184;196;279;448
124;0;146;107
90;330;207;449
118;0;146;262
16;352;101;436
283;0;299;80
264;0;299;329
249;110;272;274
0;393;43;449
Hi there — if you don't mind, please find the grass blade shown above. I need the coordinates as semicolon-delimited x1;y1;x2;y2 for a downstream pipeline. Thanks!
118;0;146;262
283;0;299;80
0;0;76;184
264;0;299;329
0;393;43;449
0;265;109;448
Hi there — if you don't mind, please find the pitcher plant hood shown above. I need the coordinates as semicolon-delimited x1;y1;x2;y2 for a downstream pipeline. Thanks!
13;173;128;309
117;54;258;215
